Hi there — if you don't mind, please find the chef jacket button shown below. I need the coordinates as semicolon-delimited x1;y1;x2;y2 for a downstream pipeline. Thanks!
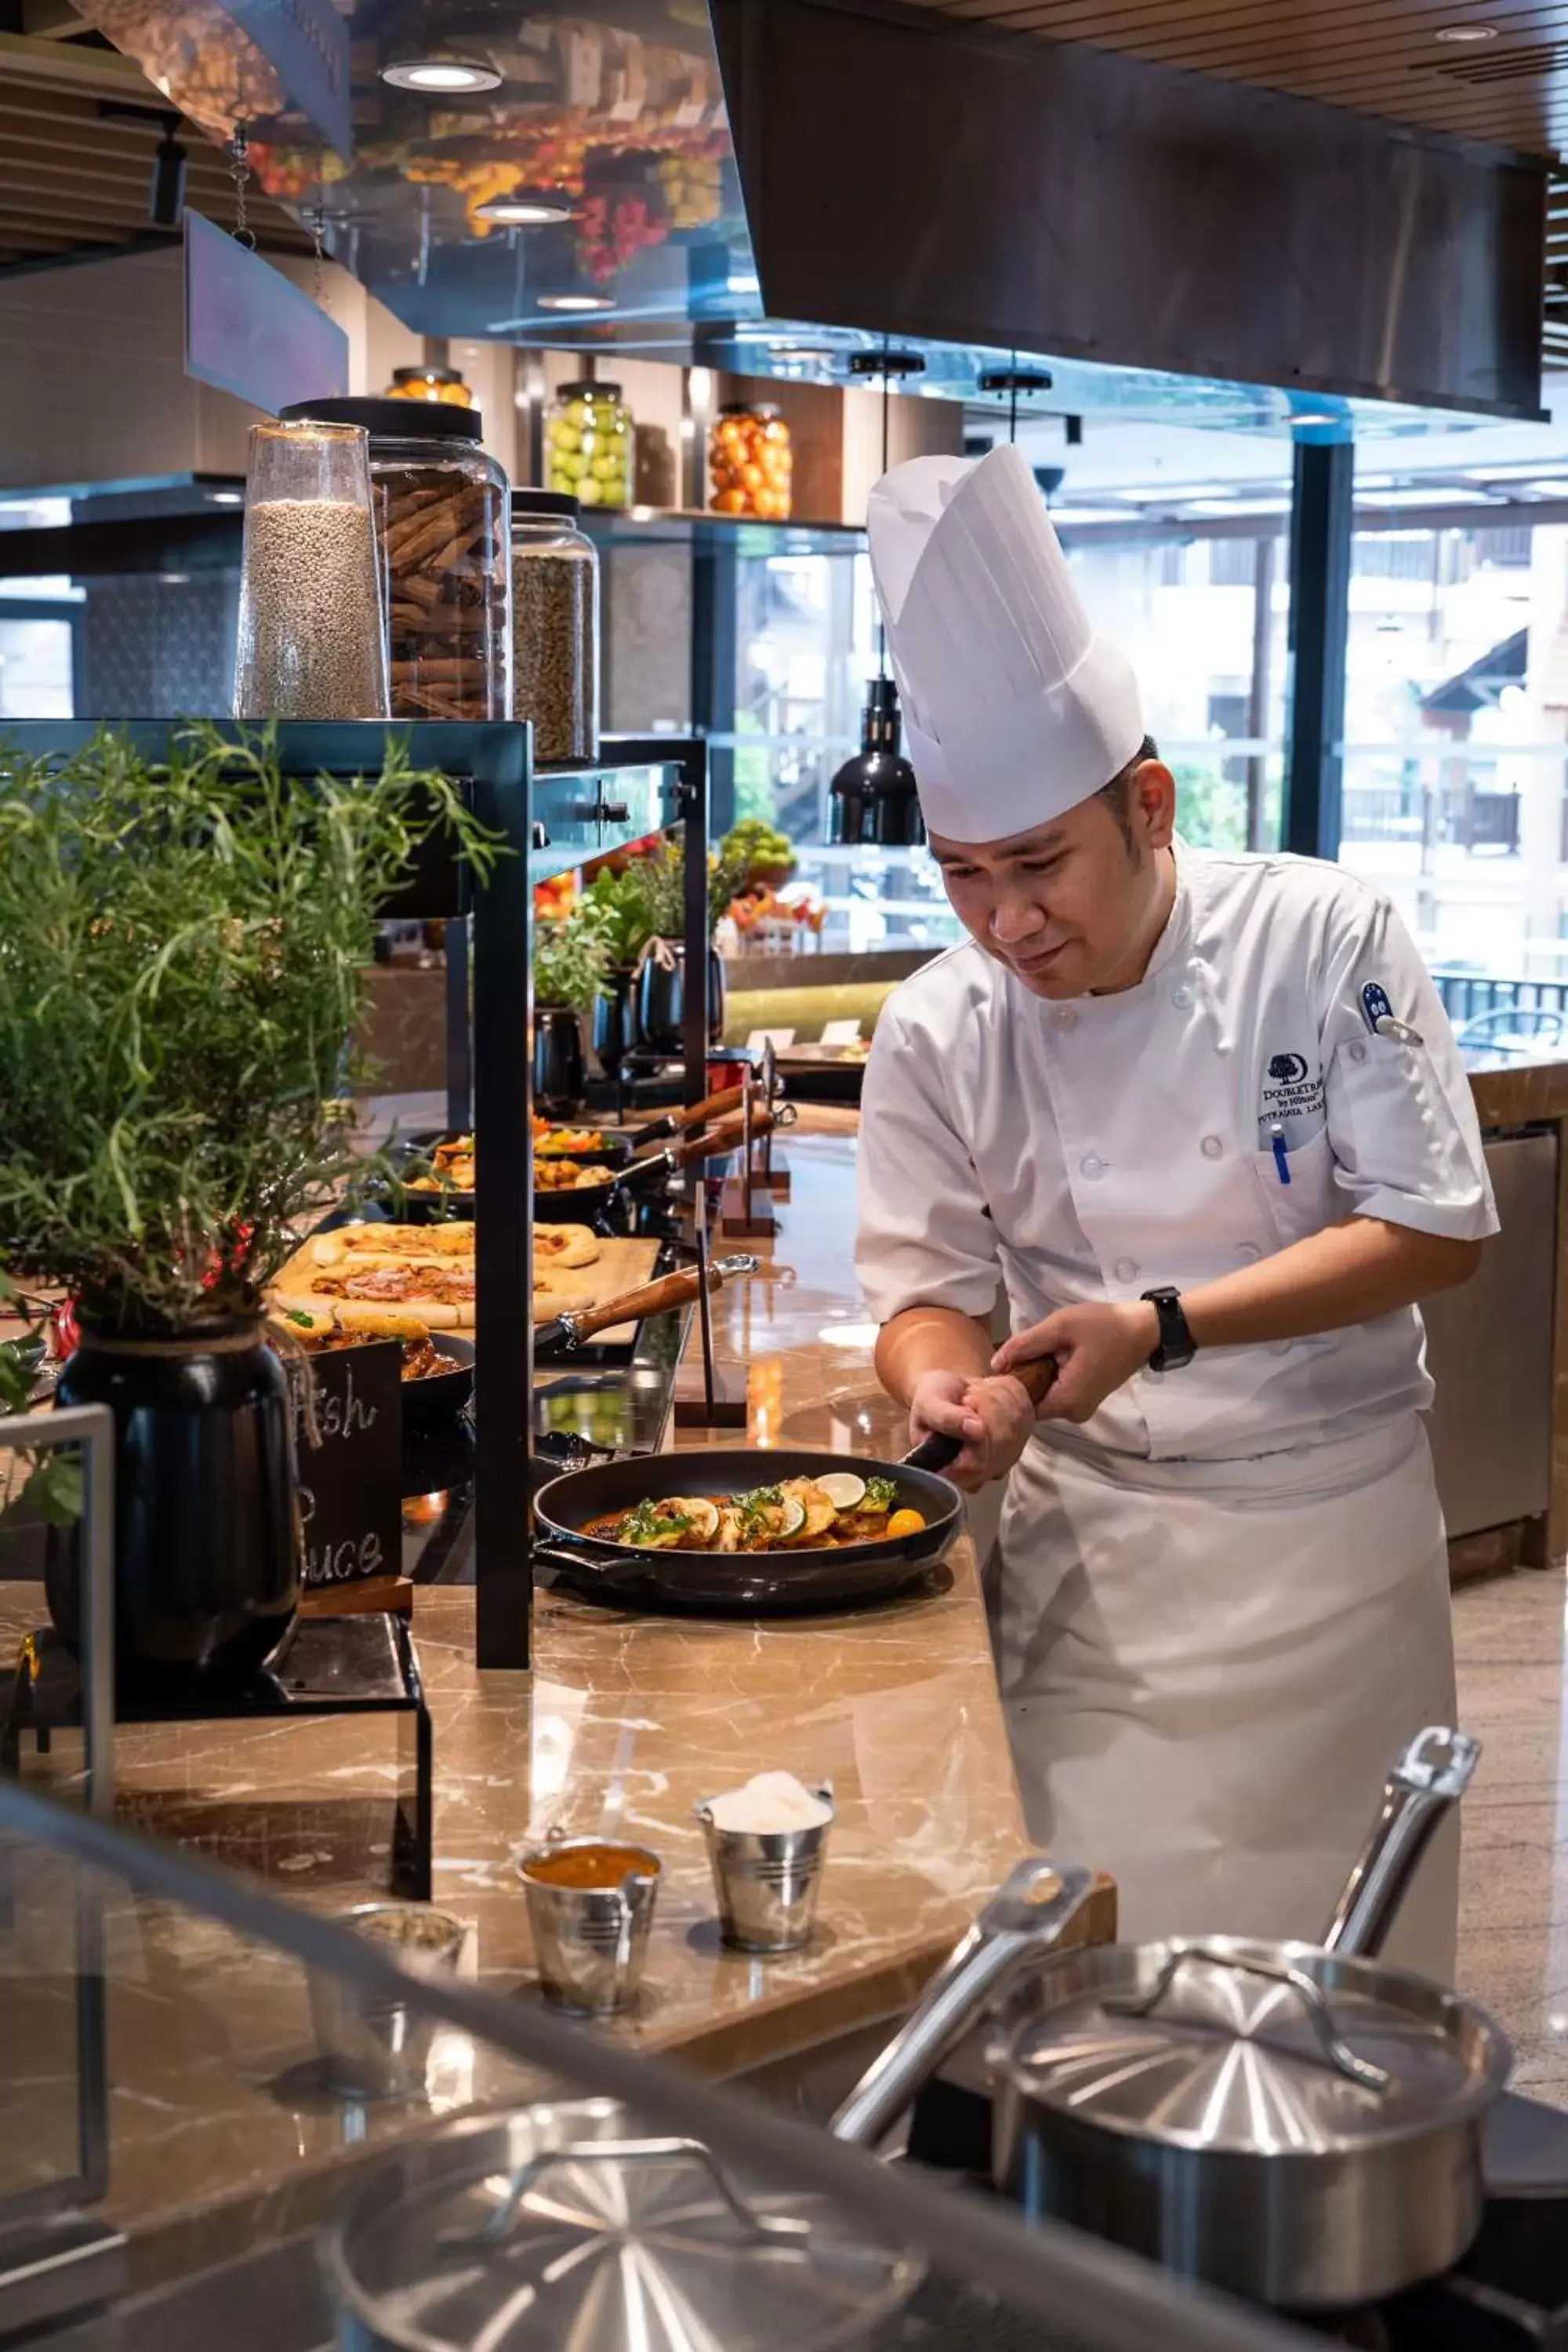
1171;985;1193;1010
1112;1256;1139;1282
1236;1241;1262;1263
1050;1006;1078;1032
1080;1153;1105;1180
1269;1338;1293;1356
1349;1040;1369;1064
1200;1134;1224;1160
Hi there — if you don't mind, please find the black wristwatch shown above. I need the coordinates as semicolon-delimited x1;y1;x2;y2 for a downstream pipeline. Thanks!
1141;1285;1196;1373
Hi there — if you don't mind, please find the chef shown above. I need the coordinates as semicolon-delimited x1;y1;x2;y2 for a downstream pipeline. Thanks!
855;443;1495;1977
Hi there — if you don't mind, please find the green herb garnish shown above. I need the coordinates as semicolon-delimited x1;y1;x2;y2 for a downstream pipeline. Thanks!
736;1483;782;1524
863;1477;898;1515
622;1498;693;1548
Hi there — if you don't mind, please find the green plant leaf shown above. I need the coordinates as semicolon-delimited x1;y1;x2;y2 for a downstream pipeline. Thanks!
0;722;504;1330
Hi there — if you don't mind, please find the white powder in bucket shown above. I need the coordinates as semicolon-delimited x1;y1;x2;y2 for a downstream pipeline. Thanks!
706;1772;832;1835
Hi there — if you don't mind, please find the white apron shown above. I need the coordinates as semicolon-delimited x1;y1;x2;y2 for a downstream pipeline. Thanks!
987;1415;1459;1980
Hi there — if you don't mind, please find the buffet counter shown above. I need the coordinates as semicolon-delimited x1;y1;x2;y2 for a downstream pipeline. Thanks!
0;1111;1113;2280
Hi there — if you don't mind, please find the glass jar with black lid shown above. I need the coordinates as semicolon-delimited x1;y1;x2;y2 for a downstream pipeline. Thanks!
280;396;510;722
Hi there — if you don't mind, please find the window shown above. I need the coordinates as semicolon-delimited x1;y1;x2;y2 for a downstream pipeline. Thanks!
1341;510;1552;980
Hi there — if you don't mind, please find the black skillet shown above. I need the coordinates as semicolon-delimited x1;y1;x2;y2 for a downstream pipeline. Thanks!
532;1357;1055;1617
397;1106;796;1229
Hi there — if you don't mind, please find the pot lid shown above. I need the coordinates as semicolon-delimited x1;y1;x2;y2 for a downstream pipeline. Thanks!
999;1939;1509;2158
323;2100;921;2352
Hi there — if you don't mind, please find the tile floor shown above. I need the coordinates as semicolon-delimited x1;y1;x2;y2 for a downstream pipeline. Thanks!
1457;1567;1568;2096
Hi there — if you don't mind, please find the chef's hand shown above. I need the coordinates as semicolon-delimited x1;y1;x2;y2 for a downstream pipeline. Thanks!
907;1369;1037;1492
992;1301;1156;1428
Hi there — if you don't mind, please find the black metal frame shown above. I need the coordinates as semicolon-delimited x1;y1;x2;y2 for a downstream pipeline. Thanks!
1283;440;1354;862
0;721;707;1674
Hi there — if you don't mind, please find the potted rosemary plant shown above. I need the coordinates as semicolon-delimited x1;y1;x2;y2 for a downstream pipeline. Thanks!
532;909;611;1113
624;837;747;1056
0;724;497;1689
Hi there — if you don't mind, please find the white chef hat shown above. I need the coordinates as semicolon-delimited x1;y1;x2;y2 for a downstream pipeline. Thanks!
867;442;1144;844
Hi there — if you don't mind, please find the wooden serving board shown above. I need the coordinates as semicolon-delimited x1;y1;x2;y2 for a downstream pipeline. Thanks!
537;1234;660;1345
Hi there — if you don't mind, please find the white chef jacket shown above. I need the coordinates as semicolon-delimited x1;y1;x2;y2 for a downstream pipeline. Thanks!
855;841;1497;1465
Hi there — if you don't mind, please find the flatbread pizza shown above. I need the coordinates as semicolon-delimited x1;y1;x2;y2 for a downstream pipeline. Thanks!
271;1258;477;1329
533;1222;599;1270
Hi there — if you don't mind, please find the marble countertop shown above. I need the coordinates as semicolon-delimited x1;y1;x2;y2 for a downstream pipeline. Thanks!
1;1113;1110;2269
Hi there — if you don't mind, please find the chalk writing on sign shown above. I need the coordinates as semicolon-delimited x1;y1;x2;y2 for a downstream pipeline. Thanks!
289;1342;402;1591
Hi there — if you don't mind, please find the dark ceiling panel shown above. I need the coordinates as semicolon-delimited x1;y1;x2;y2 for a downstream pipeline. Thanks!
898;0;1568;154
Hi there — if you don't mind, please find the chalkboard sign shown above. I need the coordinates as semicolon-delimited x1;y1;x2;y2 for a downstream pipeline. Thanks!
289;1344;403;1592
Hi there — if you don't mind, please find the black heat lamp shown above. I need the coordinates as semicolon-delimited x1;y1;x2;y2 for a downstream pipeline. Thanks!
829;675;923;848
150;116;187;228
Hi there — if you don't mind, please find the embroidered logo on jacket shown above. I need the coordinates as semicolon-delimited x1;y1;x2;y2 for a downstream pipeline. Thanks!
1260;1047;1327;1128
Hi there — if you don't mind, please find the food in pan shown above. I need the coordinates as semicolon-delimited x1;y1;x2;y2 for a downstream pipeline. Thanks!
532;1113;608;1157
281;1305;463;1381
407;1134;475;1193
408;1132;615;1199
582;1472;924;1554
535;1156;615;1195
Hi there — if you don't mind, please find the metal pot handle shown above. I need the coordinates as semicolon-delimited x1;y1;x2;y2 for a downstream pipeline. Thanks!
1103;1944;1390;2093
443;2136;811;2252
1319;1725;1480;1960
830;1859;1094;2150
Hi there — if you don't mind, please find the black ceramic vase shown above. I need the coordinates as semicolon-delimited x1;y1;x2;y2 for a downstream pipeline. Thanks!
46;1315;301;1693
633;946;726;1056
533;1004;588;1114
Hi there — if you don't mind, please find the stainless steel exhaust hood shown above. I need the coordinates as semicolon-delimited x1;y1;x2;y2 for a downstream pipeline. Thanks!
69;0;1545;419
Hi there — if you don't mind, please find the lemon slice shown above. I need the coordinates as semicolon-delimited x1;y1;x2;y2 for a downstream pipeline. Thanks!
816;1472;866;1512
776;1494;807;1539
666;1497;720;1544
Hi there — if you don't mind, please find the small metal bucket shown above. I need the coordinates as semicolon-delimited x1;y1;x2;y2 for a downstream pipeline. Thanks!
695;1785;833;1954
517;1838;661;2014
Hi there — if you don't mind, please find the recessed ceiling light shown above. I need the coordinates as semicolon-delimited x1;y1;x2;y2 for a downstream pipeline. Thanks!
474;191;574;227
536;291;614;313
381;57;503;93
1433;21;1498;38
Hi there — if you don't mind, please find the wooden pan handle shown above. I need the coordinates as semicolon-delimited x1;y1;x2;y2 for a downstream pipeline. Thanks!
628;1083;759;1160
666;1105;781;1169
556;1254;758;1343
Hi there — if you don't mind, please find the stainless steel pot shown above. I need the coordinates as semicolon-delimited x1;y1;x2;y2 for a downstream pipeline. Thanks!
322;2097;924;2352
833;1726;1512;2312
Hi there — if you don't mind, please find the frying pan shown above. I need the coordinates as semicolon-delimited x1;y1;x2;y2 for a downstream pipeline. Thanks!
624;1077;779;1156
532;1357;1055;1617
536;1105;795;1225
399;1106;796;1227
400;1332;474;1432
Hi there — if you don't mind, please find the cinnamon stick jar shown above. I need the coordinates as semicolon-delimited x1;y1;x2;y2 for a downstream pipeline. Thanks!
280;397;511;721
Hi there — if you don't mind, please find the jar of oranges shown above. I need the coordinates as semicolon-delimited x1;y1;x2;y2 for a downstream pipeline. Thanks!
383;365;474;408
546;381;634;510
708;401;792;519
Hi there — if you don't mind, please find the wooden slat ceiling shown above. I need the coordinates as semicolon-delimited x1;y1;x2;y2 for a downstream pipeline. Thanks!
901;0;1568;161
0;14;309;272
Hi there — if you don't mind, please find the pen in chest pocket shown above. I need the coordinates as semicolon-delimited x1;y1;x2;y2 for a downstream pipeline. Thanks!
1270;1122;1291;1185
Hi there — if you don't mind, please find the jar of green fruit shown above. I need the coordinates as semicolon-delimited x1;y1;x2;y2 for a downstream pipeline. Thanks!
546;380;634;510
